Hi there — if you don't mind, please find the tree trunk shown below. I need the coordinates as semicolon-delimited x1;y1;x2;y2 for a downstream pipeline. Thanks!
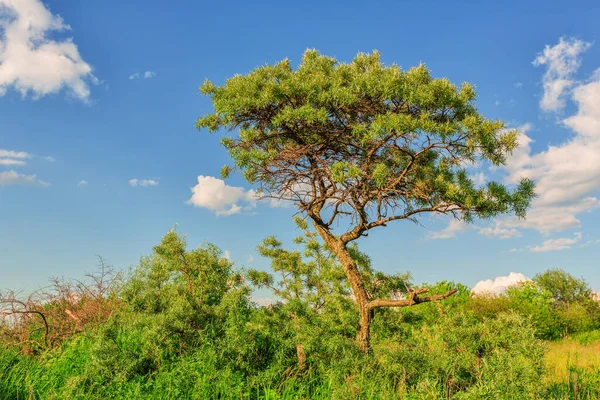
312;223;373;352
310;221;458;352
296;343;306;371
356;305;372;353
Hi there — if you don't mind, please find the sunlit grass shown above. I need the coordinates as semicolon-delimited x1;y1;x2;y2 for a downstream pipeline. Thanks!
544;332;600;399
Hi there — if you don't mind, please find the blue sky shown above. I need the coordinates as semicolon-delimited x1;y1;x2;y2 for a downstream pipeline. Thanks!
1;0;599;295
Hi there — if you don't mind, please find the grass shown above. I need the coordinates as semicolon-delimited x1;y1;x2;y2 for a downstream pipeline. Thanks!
544;332;600;399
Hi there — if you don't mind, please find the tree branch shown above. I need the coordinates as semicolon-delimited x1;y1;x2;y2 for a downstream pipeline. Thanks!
366;288;458;310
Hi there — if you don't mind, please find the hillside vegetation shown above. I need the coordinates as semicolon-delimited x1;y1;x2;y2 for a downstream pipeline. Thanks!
1;227;599;399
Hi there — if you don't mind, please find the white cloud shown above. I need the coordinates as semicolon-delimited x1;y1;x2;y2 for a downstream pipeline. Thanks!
223;250;231;260
129;71;155;80
129;178;159;187
514;82;523;89
478;224;522;239
43;156;55;162
0;0;97;101
247;255;254;263
533;37;591;112
427;219;467;240
187;175;256;216
0;169;48;186
78;180;88;186
494;39;600;234
469;171;487;186
0;149;31;159
0;158;25;166
472;272;530;295
529;232;582;253
0;170;35;185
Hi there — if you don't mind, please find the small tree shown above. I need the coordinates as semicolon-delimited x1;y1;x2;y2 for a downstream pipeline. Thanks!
533;268;593;305
197;50;534;351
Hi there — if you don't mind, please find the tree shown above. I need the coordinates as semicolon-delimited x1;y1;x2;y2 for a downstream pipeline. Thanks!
197;50;535;351
533;268;593;305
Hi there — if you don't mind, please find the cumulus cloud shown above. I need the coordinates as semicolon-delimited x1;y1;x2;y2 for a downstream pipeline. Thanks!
427;219;467;240
43;156;55;162
489;38;600;235
529;232;582;252
0;158;25;166
0;169;49;186
471;272;530;295
429;218;522;240
187;175;256;216
478;223;522;239
533;37;591;112
0;148;31;166
129;178;159;187
0;0;97;101
0;170;35;185
0;149;31;159
77;180;88;186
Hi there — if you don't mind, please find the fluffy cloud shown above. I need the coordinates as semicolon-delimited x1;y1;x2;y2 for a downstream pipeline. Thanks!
529;232;582;252
129;71;156;80
0;169;49;186
478;224;522;239
187;175;256;216
0;148;31;166
0;149;31;159
427;219;467;240
428;218;521;240
78;180;88;186
471;272;530;295
0;158;25;166
129;178;159;187
493;38;600;234
532;37;591;112
0;170;35;185
0;0;97;101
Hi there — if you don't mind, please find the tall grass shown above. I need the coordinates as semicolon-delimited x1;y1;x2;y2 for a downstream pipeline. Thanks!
544;332;600;399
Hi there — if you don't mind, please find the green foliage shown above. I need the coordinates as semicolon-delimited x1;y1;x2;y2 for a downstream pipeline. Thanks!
197;50;535;234
468;279;600;340
534;268;593;304
0;229;598;398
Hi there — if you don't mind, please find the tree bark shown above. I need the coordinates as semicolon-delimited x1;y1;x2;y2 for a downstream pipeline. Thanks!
311;220;458;353
296;343;306;371
312;223;373;352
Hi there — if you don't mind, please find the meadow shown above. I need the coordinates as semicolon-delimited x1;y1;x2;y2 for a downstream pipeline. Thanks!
1;228;598;399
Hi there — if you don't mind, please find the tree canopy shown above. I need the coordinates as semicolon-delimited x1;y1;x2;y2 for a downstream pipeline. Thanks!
197;50;534;243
